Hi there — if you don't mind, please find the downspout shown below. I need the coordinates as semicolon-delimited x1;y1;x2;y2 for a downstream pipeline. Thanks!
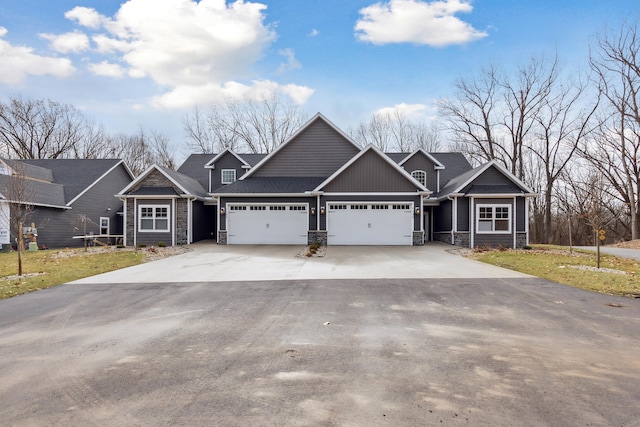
122;197;127;246
447;196;456;245
171;198;176;246
187;197;193;244
513;196;517;249
317;194;320;232
470;196;474;249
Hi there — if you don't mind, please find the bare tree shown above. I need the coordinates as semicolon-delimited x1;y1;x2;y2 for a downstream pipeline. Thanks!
0;96;91;159
351;108;442;152
183;93;308;154
586;19;640;240
0;161;35;275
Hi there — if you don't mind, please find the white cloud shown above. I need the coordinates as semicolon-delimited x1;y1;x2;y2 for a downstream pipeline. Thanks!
276;48;301;74
88;61;126;78
152;79;314;109
40;31;90;53
60;0;309;108
355;0;487;46
309;29;319;37
0;27;76;84
375;103;428;118
65;6;105;29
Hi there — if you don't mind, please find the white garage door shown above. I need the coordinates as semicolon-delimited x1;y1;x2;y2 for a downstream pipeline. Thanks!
227;204;308;245
327;202;413;245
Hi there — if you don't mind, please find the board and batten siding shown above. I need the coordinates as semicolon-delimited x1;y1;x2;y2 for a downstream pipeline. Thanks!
322;150;418;193
401;153;438;192
462;165;513;190
209;152;246;192
433;199;452;232
252;119;360;178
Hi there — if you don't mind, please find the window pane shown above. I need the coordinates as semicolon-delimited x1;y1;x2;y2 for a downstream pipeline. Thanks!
140;218;154;230
141;207;153;218
478;220;493;231
479;207;492;219
156;207;168;218
155;219;168;230
495;220;509;231
495;207;509;219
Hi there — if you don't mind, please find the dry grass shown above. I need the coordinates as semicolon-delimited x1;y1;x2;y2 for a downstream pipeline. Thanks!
0;246;190;300
609;239;640;249
470;244;640;298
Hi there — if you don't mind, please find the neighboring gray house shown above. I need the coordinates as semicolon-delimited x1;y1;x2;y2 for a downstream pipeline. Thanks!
122;113;535;248
0;158;133;249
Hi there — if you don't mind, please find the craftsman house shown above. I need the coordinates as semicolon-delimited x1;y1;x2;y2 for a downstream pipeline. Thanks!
119;113;535;248
0;158;133;249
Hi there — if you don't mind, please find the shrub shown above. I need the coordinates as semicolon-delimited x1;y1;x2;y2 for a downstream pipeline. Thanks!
137;243;147;248
157;241;166;247
116;244;125;249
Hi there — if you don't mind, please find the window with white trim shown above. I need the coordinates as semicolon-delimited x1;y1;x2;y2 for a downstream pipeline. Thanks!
139;205;170;232
411;170;427;187
476;204;511;233
100;217;109;235
221;169;236;184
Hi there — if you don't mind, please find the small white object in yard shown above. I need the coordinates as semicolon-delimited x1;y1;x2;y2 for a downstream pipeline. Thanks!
554;301;564;304
323;321;330;326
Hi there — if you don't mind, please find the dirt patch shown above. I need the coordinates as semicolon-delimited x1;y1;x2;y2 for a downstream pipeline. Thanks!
50;245;192;261
609;239;640;249
296;245;327;258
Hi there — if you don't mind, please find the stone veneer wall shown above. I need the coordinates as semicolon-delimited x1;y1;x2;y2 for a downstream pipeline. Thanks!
412;231;424;246
218;230;227;245
308;231;327;246
126;201;135;246
453;232;470;248
516;232;527;249
433;232;452;245
175;199;188;245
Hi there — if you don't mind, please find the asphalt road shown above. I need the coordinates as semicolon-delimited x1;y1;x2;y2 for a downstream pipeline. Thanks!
1;277;639;426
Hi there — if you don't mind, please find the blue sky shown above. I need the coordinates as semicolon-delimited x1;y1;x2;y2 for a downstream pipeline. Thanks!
0;0;638;154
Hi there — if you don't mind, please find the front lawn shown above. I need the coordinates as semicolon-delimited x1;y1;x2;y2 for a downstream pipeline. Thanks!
0;248;145;299
471;245;640;298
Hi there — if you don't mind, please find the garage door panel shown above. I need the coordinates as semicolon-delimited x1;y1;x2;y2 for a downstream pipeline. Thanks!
327;203;413;245
227;204;308;245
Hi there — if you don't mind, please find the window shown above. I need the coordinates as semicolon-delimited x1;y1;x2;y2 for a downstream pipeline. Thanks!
411;170;427;187
139;205;170;232
100;217;110;235
221;169;236;184
476;204;511;234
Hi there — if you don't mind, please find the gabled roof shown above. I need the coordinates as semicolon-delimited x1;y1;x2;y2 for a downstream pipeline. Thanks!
0;174;67;209
18;159;131;205
313;145;430;193
119;164;208;200
177;154;214;190
430;153;472;184
437;160;534;198
242;113;361;179
398;149;445;169
2;159;54;182
204;149;250;169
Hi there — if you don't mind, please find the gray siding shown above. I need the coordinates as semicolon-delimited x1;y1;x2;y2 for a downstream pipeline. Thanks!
25;163;131;249
219;196;316;231
209;152;247;192
402;153;438;191
253;119;360;177
133;199;172;247
319;195;421;231
457;197;470;232
472;198;514;248
516;197;526;232
463;165;513;191
323;150;418;193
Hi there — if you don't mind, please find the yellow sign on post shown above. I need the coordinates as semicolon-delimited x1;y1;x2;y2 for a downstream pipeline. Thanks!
599;229;606;241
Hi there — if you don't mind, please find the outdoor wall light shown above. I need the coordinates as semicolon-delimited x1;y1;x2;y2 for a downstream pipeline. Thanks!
310;207;316;215
320;206;325;215
415;207;421;215
220;207;225;215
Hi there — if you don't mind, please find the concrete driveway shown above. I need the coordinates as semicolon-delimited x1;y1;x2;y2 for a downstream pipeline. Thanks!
72;242;530;284
1;277;639;426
